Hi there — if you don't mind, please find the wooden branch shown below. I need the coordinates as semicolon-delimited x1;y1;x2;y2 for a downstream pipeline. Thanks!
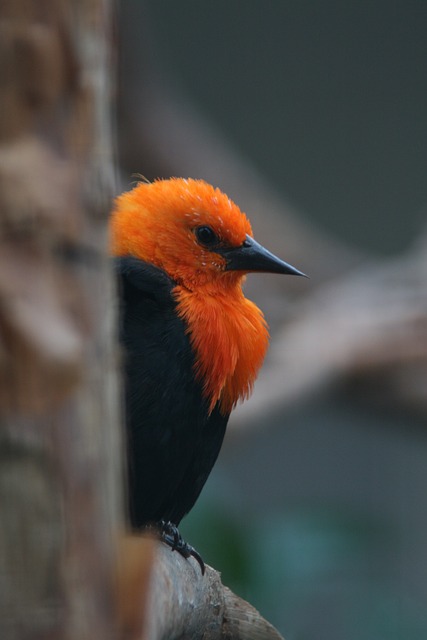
233;232;427;426
116;535;284;640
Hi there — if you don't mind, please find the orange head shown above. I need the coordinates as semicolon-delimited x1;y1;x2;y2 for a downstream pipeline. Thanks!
110;178;303;292
110;178;250;290
110;177;305;414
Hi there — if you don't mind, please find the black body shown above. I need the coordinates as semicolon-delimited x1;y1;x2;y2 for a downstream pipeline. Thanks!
116;257;229;528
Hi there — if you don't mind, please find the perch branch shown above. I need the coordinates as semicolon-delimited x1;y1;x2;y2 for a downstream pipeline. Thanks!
116;535;284;640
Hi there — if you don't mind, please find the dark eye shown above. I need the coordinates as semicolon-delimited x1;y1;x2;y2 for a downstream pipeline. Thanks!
195;225;219;247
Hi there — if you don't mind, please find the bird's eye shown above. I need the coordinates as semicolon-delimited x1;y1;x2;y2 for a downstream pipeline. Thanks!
195;225;219;247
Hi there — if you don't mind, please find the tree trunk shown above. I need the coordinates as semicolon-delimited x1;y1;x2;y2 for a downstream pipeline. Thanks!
0;2;120;639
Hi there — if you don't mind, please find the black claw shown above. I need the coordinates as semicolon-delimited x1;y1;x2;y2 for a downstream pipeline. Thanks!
155;521;205;575
186;545;206;575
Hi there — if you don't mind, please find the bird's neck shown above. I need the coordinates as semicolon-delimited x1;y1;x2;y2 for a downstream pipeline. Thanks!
174;283;269;415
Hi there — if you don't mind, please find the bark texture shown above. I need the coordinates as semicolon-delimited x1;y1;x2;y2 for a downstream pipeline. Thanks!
0;2;120;639
117;536;284;640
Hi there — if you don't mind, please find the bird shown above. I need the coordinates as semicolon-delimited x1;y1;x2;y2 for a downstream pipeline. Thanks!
110;177;305;571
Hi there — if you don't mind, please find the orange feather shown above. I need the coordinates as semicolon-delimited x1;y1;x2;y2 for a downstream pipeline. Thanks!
110;178;270;415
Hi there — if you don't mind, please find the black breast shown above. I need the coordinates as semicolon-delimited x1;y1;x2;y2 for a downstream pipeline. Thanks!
116;257;229;527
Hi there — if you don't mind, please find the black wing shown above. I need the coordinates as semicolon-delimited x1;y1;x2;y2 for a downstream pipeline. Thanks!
116;257;229;527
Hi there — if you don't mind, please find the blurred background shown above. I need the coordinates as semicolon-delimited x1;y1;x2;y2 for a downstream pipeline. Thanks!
117;2;427;639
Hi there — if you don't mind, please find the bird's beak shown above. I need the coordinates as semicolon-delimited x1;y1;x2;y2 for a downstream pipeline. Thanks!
217;234;307;277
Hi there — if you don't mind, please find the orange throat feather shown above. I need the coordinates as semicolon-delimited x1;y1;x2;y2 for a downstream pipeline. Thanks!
174;283;269;415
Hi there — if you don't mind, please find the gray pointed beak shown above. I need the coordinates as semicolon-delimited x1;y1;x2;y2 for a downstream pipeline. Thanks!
217;234;307;277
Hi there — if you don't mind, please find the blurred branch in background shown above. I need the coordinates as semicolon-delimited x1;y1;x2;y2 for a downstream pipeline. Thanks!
235;227;427;427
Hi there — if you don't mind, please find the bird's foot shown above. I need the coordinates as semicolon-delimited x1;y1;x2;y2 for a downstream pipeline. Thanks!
158;520;205;575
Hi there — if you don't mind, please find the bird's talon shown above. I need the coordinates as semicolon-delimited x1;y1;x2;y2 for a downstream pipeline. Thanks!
156;521;205;574
188;545;206;575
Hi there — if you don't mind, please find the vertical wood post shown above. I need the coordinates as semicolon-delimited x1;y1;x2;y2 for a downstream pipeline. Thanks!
0;2;120;638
